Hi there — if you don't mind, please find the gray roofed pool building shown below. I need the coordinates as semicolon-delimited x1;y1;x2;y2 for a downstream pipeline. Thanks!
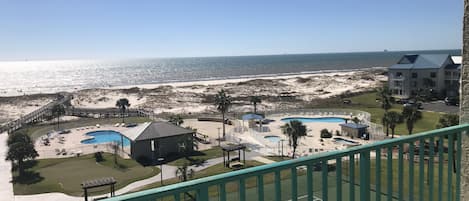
388;54;461;98
124;122;196;162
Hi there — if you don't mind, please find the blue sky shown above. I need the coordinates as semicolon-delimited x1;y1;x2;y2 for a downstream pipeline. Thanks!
0;0;463;60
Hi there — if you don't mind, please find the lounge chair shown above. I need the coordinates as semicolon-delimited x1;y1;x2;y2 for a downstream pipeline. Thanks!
61;148;67;155
114;123;120;127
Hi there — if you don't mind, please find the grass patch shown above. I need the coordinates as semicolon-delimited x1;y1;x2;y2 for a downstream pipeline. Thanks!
18;117;151;141
265;156;291;162
166;147;224;166
13;153;159;196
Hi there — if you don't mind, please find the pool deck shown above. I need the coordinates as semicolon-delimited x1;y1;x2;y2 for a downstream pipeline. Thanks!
34;124;142;159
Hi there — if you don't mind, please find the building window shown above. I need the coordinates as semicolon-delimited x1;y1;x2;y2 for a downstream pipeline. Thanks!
412;81;417;87
411;73;417;78
396;72;402;77
430;72;437;78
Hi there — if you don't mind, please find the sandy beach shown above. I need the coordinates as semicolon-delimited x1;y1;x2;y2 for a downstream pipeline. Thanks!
0;69;386;125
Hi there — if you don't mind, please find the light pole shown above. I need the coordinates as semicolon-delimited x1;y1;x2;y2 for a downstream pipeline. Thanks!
217;127;221;146
158;157;164;186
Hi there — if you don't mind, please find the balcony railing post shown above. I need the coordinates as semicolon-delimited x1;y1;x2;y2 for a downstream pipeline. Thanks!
360;151;371;201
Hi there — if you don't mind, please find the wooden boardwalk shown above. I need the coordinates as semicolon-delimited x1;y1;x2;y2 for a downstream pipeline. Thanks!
0;94;72;134
0;93;162;134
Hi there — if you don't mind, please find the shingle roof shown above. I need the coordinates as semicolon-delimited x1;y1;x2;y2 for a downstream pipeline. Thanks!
339;123;368;129
135;122;195;141
389;54;451;70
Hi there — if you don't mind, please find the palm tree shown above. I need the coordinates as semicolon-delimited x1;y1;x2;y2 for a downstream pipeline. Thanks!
377;87;392;136
215;89;232;139
377;87;392;111
402;105;422;135
386;111;402;138
169;115;184;126
175;163;196;200
115;98;131;123
51;104;65;130
175;163;195;182
281;120;307;158
250;96;262;114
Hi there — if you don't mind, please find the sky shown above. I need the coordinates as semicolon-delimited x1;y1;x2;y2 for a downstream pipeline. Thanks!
0;0;463;60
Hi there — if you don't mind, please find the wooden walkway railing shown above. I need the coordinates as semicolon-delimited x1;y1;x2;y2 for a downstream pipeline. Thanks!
0;93;72;134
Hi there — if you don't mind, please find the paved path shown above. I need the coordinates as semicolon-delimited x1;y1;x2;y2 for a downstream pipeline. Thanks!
251;156;276;164
0;133;14;201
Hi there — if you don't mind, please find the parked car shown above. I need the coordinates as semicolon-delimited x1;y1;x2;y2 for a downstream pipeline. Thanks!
403;101;423;109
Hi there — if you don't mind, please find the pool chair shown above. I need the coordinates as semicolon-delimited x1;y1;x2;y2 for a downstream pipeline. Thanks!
96;124;100;128
114;123;120;127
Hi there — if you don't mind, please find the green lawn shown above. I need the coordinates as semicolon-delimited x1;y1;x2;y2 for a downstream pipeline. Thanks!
311;91;445;136
19;117;151;141
166;147;224;166
13;153;159;196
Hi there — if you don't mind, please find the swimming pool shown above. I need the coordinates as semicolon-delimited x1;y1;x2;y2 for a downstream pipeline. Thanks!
81;130;130;146
333;137;359;145
264;135;281;143
281;117;346;123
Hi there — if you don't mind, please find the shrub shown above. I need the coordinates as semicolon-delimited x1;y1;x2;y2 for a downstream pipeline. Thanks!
320;129;332;138
335;130;341;136
94;152;104;162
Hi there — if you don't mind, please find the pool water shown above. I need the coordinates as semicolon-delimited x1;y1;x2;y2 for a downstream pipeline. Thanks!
264;135;281;143
281;117;345;123
81;130;130;146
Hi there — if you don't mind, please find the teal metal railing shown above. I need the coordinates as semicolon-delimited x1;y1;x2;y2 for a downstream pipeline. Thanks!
105;124;469;201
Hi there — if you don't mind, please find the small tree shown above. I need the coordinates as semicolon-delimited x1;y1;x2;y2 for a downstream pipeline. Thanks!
169;115;184;126
175;163;195;200
436;114;459;129
51;104;65;130
250;96;262;114
351;117;361;124
6;132;38;177
320;129;333;138
115;98;131;123
214;89;232;138
402;105;422;135
281;120;307;158
386;111;402;138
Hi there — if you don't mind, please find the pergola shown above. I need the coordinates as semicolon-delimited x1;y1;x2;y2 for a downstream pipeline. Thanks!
221;144;246;168
81;177;117;201
241;113;263;132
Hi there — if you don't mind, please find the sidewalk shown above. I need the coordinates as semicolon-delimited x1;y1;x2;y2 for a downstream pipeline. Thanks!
0;133;14;201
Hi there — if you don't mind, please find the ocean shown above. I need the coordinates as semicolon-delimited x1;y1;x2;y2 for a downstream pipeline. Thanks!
0;49;460;97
